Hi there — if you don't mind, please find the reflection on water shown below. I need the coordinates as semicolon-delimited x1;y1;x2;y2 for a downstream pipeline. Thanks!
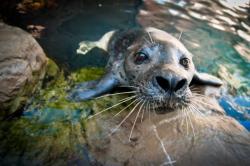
220;96;250;130
16;0;139;71
137;0;250;128
0;0;250;165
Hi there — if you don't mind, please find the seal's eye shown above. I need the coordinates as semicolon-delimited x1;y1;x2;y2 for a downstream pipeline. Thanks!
134;52;149;65
180;58;190;68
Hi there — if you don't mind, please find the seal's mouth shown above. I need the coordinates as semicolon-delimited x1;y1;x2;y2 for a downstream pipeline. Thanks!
136;84;192;113
148;98;191;114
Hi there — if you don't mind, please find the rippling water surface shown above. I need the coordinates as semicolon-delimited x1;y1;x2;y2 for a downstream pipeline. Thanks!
137;0;250;129
0;0;249;165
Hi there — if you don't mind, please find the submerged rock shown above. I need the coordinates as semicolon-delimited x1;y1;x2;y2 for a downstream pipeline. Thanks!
0;22;47;115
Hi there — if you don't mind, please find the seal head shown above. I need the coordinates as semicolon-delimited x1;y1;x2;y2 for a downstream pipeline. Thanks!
69;27;222;112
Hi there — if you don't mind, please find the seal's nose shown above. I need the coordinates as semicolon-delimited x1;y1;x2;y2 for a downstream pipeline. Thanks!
155;76;187;92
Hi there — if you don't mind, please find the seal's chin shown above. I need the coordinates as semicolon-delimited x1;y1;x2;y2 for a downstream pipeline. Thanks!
154;106;175;114
137;85;192;114
147;95;191;114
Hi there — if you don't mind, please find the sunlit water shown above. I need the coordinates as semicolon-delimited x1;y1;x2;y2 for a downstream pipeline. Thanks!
137;0;250;129
0;0;249;165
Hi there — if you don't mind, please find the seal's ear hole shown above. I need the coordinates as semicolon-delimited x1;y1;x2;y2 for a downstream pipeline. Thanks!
190;72;223;87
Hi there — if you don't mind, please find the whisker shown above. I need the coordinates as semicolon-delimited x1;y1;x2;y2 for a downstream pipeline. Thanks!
190;90;202;94
186;107;196;137
94;91;136;99
191;94;211;101
157;110;188;127
119;85;138;89
178;31;183;40
147;31;155;44
141;100;149;123
153;101;157;117
88;95;136;119
129;100;146;141
187;105;197;117
191;101;215;119
149;101;152;122
189;103;205;117
192;98;215;109
184;107;189;136
191;93;216;108
192;93;215;100
117;95;137;103
190;87;202;90
189;86;201;90
191;92;206;96
111;100;143;135
143;36;151;44
113;98;140;117
180;107;185;128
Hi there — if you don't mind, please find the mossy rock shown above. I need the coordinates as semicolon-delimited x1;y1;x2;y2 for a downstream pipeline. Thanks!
27;63;128;118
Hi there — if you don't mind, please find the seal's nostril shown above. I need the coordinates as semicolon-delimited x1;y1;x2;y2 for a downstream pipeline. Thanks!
155;76;170;92
174;79;187;92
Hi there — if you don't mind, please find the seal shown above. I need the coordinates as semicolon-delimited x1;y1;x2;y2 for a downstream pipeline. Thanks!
69;28;250;166
68;27;222;112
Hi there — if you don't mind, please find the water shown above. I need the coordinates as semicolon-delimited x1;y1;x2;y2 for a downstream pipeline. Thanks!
0;0;249;165
137;0;250;128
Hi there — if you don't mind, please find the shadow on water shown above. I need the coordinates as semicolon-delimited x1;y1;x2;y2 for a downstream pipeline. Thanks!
4;0;141;72
0;0;250;165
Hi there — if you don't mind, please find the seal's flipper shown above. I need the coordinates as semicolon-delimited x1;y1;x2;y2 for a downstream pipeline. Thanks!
74;80;98;90
77;30;116;55
68;73;120;102
191;72;223;86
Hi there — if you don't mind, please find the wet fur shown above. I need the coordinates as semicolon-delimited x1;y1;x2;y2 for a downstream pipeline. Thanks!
68;27;222;106
68;28;250;165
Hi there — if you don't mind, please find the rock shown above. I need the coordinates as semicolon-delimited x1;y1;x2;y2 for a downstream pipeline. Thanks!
0;22;47;115
85;85;250;166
